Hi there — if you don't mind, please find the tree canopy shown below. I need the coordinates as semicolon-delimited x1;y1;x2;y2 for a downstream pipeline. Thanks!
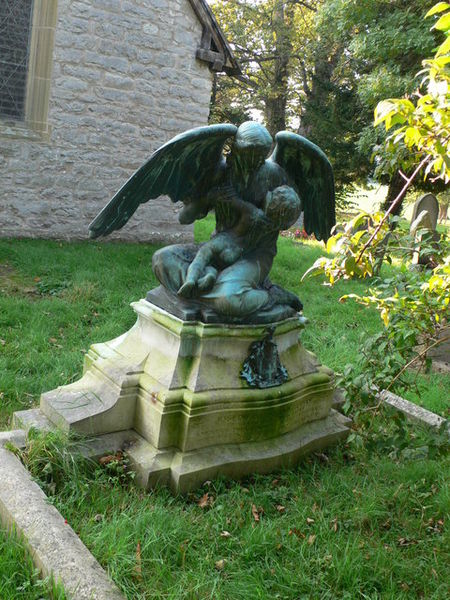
210;0;445;204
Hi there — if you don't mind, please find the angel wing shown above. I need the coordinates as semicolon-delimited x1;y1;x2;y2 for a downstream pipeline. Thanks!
89;123;237;238
270;132;335;241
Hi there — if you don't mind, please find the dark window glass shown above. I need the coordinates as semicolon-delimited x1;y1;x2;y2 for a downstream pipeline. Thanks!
0;0;34;120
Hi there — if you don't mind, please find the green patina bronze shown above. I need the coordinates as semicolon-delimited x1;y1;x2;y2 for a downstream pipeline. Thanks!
241;326;288;388
89;121;335;324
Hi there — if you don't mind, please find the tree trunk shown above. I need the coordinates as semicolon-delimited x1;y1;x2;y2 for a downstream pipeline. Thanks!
264;1;291;136
298;45;342;138
382;171;407;219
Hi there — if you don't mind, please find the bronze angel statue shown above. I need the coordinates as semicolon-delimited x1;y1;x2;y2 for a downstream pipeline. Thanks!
89;121;335;324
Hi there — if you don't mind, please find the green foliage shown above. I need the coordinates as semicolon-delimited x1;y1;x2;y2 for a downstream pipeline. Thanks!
210;0;318;133
374;2;450;182
339;258;449;400
303;2;450;421
303;209;449;435
344;258;450;333
301;0;437;192
303;211;389;283
208;100;251;127
211;0;442;199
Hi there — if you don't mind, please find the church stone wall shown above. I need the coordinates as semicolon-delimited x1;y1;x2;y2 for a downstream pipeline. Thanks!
0;0;214;242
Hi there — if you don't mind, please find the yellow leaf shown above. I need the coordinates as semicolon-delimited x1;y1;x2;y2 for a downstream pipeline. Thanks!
437;35;450;57
326;236;337;254
404;127;421;146
425;2;450;18
434;13;450;31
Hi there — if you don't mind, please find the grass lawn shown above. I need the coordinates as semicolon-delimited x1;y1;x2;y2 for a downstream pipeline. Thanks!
1;218;446;427
0;224;448;599
9;432;446;600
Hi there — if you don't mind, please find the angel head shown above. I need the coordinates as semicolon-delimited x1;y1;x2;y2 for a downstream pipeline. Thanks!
230;121;273;174
264;185;301;231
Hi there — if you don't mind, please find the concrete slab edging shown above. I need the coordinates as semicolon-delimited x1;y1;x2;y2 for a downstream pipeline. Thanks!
378;390;449;433
0;431;125;600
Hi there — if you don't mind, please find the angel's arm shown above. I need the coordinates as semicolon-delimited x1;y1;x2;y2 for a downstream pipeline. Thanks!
178;196;212;225
213;186;265;234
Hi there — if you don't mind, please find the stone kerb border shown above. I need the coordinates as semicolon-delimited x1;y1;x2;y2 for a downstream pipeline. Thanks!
378;390;449;433
0;430;125;600
334;387;448;434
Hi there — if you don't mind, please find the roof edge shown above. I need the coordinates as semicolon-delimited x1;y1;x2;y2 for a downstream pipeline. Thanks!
188;0;241;76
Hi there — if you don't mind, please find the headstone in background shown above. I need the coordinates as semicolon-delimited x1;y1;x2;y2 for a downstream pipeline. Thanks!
293;211;304;230
411;193;439;230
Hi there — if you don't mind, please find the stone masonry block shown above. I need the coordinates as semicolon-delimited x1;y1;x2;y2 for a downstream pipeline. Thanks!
1;0;213;242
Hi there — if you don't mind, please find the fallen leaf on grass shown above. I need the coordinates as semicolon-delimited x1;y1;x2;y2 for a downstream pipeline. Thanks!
306;517;315;524
0;339;5;346
426;517;444;534
99;451;123;465
401;582;410;591
330;518;338;532
251;504;263;522
307;534;316;545
276;505;286;514
397;537;418;547
220;530;232;538
215;559;226;571
288;528;305;539
197;492;213;508
314;452;329;463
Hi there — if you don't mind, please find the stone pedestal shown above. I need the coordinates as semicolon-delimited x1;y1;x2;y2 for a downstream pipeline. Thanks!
14;300;350;493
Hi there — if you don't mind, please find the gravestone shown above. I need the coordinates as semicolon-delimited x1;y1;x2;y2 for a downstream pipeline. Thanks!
410;193;440;266
411;193;439;230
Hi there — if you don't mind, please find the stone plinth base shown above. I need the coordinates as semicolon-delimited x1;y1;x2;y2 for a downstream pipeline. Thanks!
126;410;349;493
14;300;350;493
